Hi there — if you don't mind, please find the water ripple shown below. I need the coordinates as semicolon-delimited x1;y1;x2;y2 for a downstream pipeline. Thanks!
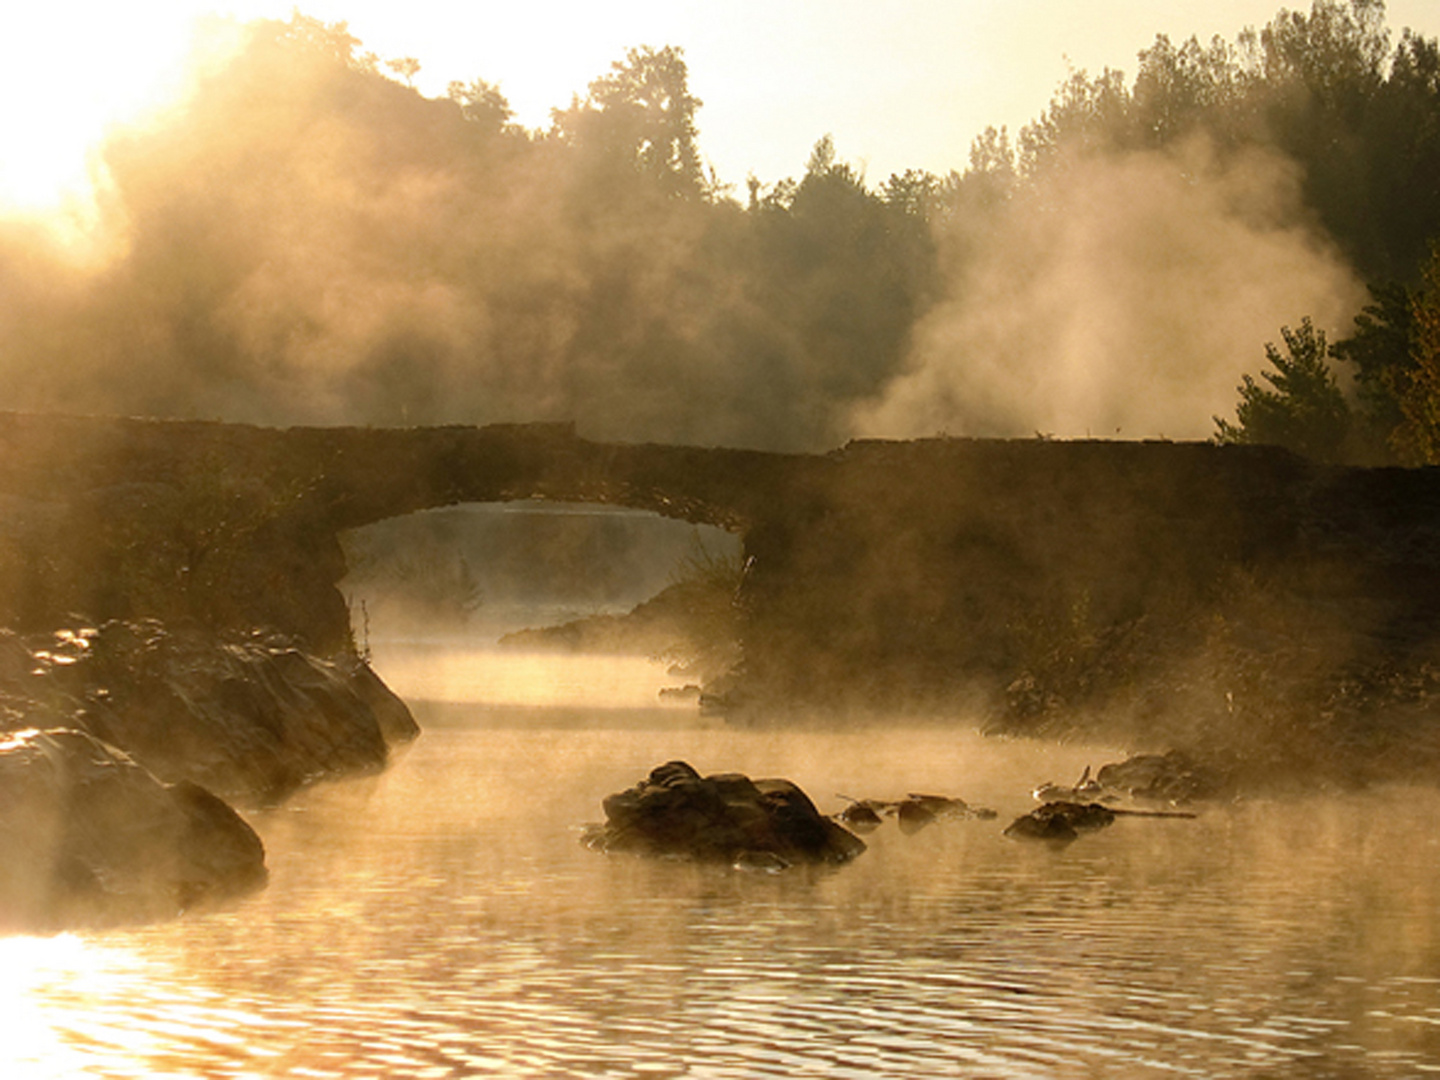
8;723;1440;1078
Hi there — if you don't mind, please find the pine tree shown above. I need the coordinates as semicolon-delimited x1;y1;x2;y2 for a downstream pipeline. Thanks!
1215;318;1352;461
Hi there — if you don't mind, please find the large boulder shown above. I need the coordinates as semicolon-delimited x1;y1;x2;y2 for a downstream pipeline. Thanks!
584;760;867;869
0;728;267;932
1;620;418;806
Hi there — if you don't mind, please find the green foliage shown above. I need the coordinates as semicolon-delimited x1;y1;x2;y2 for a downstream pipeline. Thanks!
1329;280;1415;443
1129;33;1255;147
745;137;940;408
1390;243;1440;462
1215;318;1352;461
273;13;374;70
667;530;745;596
1018;67;1133;171
446;78;514;134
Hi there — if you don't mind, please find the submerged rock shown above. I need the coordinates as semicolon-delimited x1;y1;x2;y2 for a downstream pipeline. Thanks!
834;793;998;834
834;798;888;832
0;728;267;932
583;760;867;869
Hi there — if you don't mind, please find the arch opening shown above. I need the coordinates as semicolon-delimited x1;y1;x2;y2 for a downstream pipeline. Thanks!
337;500;743;712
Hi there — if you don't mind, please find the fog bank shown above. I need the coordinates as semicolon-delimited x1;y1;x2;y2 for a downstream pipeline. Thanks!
855;137;1365;441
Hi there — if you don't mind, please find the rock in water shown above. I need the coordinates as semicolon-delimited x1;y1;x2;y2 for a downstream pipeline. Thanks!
1004;801;1118;844
584;760;866;869
1095;751;1228;805
11;620;419;806
0;728;267;931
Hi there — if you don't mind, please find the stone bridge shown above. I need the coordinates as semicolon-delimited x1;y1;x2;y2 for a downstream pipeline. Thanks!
4;411;1440;730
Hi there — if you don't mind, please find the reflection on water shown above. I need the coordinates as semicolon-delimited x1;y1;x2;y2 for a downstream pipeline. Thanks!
8;646;1440;1077
367;641;685;709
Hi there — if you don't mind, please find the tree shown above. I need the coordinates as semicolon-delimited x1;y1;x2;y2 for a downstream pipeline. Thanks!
1391;243;1440;462
1018;67;1133;172
745;137;939;408
1256;0;1388;98
386;57;420;86
1329;280;1415;446
1215;318;1352;461
1003;2;1440;284
552;45;706;200
880;169;943;222
274;13;375;71
1130;32;1255;148
447;77;514;135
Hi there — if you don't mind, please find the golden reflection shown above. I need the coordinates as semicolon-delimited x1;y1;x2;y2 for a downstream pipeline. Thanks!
367;643;680;708
0;933;139;1076
8;701;1440;1076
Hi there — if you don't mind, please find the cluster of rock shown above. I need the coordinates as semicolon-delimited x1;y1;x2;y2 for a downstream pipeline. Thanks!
1004;753;1213;844
582;760;867;870
582;762;1019;871
1004;801;1123;843
834;793;997;834
0;619;417;931
583;751;1223;868
1093;751;1229;804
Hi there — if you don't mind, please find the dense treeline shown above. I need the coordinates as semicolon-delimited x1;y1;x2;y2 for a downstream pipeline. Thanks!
0;2;1436;456
0;19;937;450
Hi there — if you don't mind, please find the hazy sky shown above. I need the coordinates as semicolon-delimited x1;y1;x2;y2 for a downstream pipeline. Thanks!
5;0;1440;217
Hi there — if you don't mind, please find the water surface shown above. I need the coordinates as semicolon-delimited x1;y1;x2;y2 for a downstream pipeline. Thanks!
5;646;1440;1078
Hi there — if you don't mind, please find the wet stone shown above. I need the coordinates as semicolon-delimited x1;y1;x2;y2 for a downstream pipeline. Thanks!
0;727;267;931
585;760;867;869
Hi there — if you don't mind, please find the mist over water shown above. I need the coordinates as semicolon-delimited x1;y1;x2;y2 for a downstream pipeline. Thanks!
7;684;1440;1078
8;499;1440;1076
5;5;1440;1076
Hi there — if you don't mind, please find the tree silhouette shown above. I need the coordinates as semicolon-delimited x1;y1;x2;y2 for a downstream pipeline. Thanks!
1391;244;1440;462
1215;318;1352;461
553;45;706;200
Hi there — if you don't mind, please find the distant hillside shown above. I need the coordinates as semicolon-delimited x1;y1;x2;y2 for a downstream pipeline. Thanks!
498;582;692;656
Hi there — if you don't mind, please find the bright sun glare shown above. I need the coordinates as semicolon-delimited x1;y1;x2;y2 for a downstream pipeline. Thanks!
0;2;638;249
0;8;249;248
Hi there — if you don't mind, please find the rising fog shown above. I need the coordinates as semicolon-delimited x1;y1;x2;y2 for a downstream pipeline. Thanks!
855;137;1364;440
0;5;1433;452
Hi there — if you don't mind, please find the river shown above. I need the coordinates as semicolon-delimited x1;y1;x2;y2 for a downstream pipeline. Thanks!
4;643;1440;1078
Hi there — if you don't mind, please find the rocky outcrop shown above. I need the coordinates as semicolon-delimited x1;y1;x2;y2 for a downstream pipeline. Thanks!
582;760;867;870
1094;751;1231;805
0;728;266;931
0;620;417;806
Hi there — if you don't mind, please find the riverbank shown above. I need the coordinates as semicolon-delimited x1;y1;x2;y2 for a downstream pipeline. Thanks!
0;618;417;930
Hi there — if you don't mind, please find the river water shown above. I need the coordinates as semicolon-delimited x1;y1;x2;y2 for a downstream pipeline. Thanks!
5;643;1440;1078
